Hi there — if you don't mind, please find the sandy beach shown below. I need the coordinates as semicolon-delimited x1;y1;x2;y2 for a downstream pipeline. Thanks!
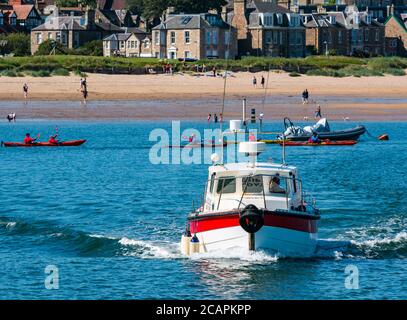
0;72;406;121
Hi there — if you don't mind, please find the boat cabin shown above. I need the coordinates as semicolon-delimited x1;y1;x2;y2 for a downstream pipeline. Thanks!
203;162;304;213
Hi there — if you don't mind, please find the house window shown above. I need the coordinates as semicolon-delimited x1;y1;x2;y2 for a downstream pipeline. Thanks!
273;31;278;45
0;17;3;25
170;31;176;45
276;14;283;24
11;17;16;26
296;32;302;45
120;41;125;49
225;31;230;45
73;32;79;47
265;31;272;44
184;51;191;58
61;32;67;45
56;32;61;43
365;29;369;42
375;29;379;41
35;33;42;45
105;41;109;49
143;39;150;48
154;31;160;45
366;15;372;24
263;15;273;26
213;30;218;45
184;31;190;44
206;31;212;44
338;30;343;44
390;39;397;48
48;32;52;40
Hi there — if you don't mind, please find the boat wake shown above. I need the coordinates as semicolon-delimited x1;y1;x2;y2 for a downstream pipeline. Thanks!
1;216;406;261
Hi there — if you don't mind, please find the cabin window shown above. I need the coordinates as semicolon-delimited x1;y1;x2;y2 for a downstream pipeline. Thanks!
242;176;263;194
217;177;236;194
268;176;287;195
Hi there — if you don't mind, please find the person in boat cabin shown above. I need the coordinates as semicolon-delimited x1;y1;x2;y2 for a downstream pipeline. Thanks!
269;175;286;194
48;134;59;145
309;132;321;144
23;133;36;145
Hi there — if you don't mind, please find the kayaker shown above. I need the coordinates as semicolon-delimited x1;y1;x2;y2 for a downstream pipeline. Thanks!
269;175;285;194
309;132;320;144
48;134;59;145
23;133;36;145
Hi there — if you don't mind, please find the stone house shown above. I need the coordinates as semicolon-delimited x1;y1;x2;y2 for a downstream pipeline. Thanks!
303;13;350;55
384;13;407;56
103;31;153;57
330;6;385;56
151;12;237;60
227;0;306;57
30;10;122;54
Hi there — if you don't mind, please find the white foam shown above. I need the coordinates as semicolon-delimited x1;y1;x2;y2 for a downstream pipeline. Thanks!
5;222;16;229
119;237;182;259
352;231;407;248
189;247;278;263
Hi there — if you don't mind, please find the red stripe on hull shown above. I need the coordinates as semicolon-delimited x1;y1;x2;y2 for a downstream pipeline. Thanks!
190;212;317;234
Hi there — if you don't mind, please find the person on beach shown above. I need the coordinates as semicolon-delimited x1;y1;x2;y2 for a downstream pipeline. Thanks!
81;87;88;104
302;89;309;104
261;76;265;88
212;67;217;77
207;114;212;122
315;104;322;119
23;83;28;100
24;133;36;145
48;134;59;145
253;76;257;88
219;113;223;123
7;113;16;122
214;114;218;123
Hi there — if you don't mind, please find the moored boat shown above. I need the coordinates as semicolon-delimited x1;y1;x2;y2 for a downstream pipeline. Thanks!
2;140;86;147
180;139;320;257
278;118;366;142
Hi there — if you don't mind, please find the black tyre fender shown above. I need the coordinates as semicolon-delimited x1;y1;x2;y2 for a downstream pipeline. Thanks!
239;204;264;234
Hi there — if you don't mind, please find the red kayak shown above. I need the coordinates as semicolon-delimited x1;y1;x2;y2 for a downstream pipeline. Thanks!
2;140;86;147
280;140;358;147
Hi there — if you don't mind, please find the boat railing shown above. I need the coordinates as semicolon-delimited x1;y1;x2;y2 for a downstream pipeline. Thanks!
199;173;313;213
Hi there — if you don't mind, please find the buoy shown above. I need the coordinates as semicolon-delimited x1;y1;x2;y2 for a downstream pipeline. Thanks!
378;134;389;141
189;234;200;254
181;230;192;255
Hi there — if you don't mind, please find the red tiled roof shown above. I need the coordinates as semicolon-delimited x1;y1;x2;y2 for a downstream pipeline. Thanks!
10;5;34;20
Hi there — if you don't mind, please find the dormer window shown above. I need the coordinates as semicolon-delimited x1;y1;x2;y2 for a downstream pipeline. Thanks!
290;15;299;27
11;17;17;26
354;14;360;25
276;13;283;25
366;14;372;24
263;14;273;26
329;16;336;24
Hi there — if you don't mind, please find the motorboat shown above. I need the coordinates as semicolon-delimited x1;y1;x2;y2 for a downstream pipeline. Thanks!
277;118;366;142
180;126;320;257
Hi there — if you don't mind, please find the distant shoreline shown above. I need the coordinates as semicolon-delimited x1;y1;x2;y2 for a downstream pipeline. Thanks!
0;72;406;121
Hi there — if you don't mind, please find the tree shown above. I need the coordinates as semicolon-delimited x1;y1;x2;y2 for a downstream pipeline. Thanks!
35;40;66;55
0;33;30;56
125;0;227;22
55;0;79;7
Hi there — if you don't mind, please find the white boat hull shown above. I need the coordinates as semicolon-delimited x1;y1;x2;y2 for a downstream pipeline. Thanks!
191;225;317;258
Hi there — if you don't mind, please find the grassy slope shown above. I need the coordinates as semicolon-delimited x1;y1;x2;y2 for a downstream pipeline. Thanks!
0;55;406;77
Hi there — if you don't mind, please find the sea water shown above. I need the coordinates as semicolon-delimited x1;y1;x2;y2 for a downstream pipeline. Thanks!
0;120;406;299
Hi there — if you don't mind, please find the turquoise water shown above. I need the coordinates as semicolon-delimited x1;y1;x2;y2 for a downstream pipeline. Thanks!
0;120;406;299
